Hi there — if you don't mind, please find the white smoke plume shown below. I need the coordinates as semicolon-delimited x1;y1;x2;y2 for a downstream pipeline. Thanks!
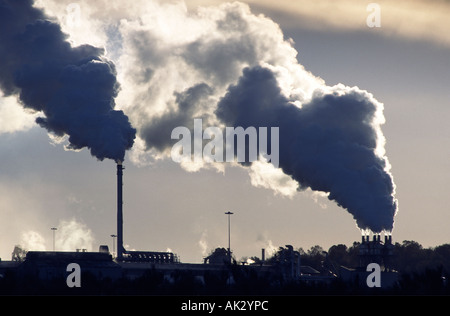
198;229;209;257
21;219;95;252
4;0;398;233
55;218;94;251
20;230;46;251
248;160;298;198
0;94;37;134
256;233;278;258
117;1;398;232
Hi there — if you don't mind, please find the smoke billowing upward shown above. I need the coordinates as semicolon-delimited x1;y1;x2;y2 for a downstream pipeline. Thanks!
0;0;135;162
216;66;397;233
110;1;397;233
0;0;398;233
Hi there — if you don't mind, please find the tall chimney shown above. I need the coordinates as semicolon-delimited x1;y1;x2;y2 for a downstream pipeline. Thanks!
117;161;125;260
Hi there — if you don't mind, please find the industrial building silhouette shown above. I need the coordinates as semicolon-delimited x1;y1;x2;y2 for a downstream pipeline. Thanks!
0;162;398;294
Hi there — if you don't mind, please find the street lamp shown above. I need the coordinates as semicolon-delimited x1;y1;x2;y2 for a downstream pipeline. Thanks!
51;227;57;251
225;211;233;263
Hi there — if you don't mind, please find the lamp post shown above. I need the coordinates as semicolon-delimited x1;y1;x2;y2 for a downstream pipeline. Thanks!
225;211;233;263
51;227;57;251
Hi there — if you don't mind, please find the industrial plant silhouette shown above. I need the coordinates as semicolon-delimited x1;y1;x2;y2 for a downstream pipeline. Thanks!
1;162;449;296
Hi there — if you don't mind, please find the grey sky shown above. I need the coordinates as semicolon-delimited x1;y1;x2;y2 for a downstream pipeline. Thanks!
0;0;448;263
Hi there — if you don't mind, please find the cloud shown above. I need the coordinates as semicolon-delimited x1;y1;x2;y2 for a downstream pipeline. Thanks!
0;0;136;162
20;231;46;251
216;66;397;232
18;219;94;253
198;229;209;257
4;0;398;233
140;83;215;153
256;232;278;257
0;94;37;134
113;1;322;166
55;218;95;251
248;160;298;198
241;0;450;47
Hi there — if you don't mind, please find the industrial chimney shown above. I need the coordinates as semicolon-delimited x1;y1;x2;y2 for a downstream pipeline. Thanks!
116;160;125;260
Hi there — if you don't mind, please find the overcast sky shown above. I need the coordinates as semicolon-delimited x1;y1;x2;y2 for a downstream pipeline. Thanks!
0;0;449;263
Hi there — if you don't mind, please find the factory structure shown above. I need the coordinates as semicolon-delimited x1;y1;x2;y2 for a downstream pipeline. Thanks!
339;233;398;288
0;162;398;292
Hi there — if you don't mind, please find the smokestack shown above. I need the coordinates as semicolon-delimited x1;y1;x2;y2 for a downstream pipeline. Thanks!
117;161;125;260
261;248;265;263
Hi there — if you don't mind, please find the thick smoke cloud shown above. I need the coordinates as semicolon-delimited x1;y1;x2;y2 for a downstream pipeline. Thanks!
2;0;398;233
0;0;135;161
140;83;214;152
113;1;322;156
111;1;397;233
216;66;397;232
